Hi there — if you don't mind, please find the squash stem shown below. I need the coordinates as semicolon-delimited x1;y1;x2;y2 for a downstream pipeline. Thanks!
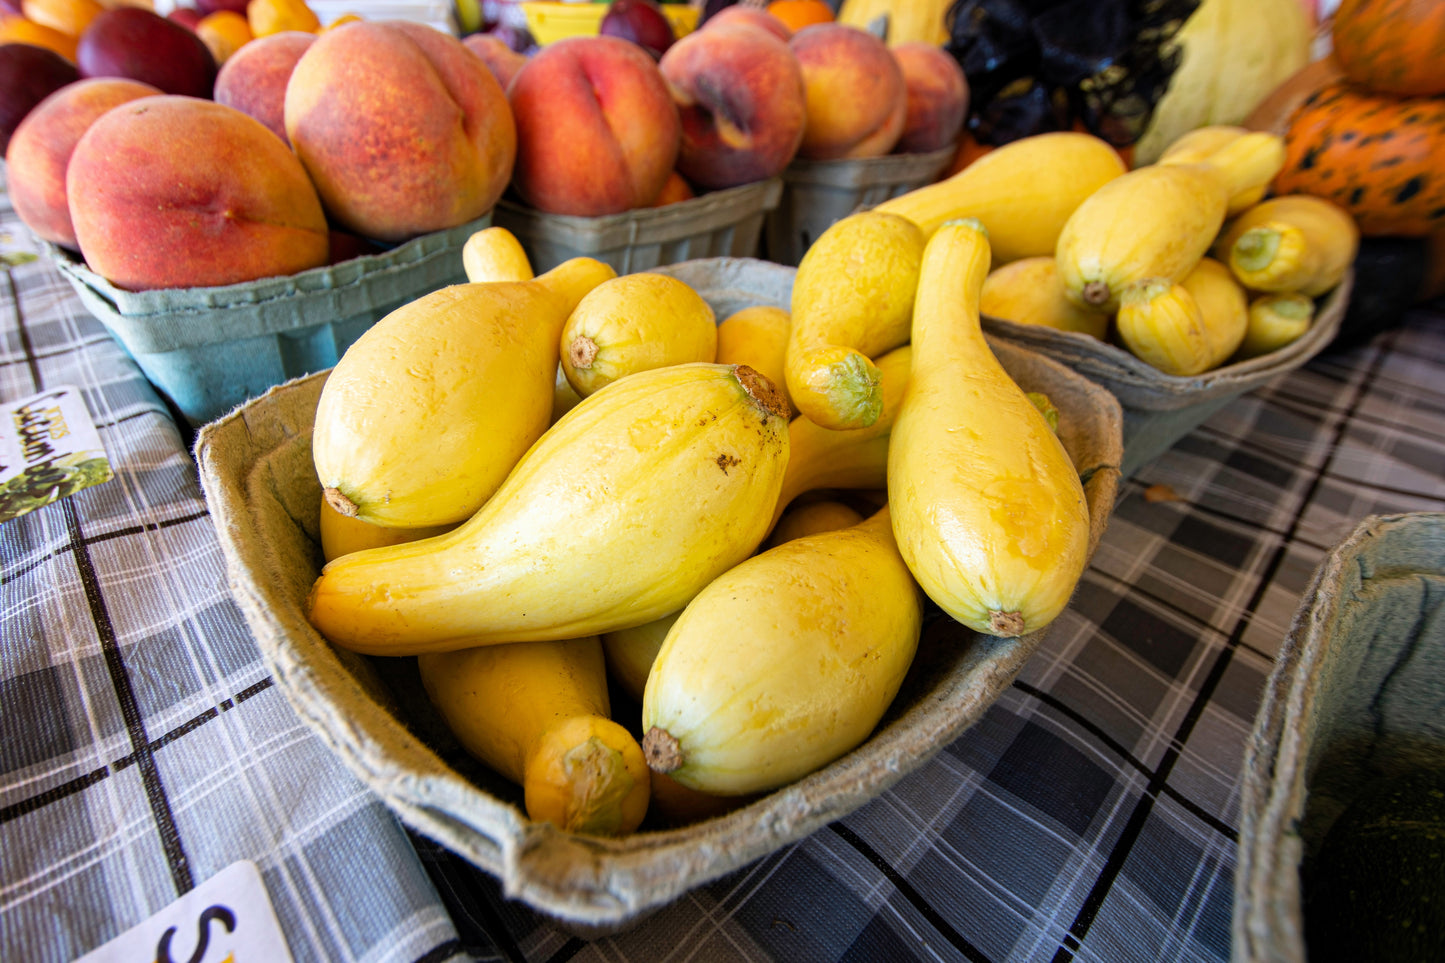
1233;227;1283;273
643;726;683;773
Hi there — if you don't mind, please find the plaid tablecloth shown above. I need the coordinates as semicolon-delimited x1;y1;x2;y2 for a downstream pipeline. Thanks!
3;174;1443;963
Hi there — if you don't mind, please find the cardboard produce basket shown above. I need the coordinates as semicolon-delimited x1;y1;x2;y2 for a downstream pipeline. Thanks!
981;271;1352;477
490;177;783;276
762;147;955;266
48;213;490;429
194;255;1124;936
1233;512;1445;962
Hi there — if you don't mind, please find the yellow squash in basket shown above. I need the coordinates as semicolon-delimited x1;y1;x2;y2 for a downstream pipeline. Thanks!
715;305;794;416
560;273;718;398
772;343;910;526
1238;292;1316;359
1114;257;1248;376
1156;125;1270;215
874;130;1128;262
889;219;1090;637
784;210;925;430
601;495;867;705
461;225;534;283
1055;131;1285;313
318;497;456;563
311;256;616;529
641;506;923;796
306;362;791;654
419;636;651;836
1214;194;1359;297
979;256;1110;339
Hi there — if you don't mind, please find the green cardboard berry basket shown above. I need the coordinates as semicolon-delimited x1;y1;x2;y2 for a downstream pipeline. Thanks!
762;147;955;267
47;212;491;429
491;177;783;276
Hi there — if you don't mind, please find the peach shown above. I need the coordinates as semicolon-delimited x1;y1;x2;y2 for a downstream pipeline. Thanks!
700;5;791;42
462;31;526;91
658;21;805;191
66;96;331;290
650;169;695;206
76;7;218;99
891;41;968;155
790;23;906;161
508;35;680;216
214;30;314;144
7;77;161;249
285;20;516;241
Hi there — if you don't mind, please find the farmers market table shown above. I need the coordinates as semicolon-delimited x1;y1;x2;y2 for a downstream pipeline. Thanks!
3;176;1443;963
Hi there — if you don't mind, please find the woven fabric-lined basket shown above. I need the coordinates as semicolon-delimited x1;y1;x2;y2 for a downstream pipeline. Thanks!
982;271;1351;477
194;255;1124;936
1234;512;1445;962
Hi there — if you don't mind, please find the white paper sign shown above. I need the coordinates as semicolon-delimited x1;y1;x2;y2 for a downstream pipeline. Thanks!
75;860;295;963
0;385;112;524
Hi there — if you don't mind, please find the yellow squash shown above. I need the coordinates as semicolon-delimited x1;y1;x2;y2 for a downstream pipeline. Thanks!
1215;194;1359;296
1055;131;1285;313
1182;256;1250;366
874;131;1128;262
765;499;866;550
418;636;650;836
462;225;533;283
602;492;863;705
1115;278;1210;375
1157;125;1270;214
715;304;793;416
641;506;923;796
306;362;792;654
561;273;718;398
889;219;1090;637
773;343;910;526
784;210;925;430
980;256;1110;339
311;256;616;528
1238;292;1315;359
1114;257;1249;375
318;497;455;563
601;611;680;706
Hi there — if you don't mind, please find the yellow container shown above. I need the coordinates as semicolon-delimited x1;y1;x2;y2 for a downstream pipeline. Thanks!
521;1;700;45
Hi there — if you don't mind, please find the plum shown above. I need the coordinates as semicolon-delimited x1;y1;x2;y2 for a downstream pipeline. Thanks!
0;43;79;154
77;7;217;99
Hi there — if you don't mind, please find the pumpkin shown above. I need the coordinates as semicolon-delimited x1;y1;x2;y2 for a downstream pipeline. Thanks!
1273;81;1445;237
1331;0;1445;98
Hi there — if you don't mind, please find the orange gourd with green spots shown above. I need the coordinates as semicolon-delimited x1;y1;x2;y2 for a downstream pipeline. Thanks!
1331;0;1445;98
1273;82;1445;237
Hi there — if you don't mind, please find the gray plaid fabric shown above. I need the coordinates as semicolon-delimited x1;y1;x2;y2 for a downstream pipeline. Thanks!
4;167;1444;963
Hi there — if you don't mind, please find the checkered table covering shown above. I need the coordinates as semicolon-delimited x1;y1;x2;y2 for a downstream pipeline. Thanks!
3;175;1443;963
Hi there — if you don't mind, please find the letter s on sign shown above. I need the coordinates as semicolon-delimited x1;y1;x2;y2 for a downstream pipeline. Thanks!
155;904;237;963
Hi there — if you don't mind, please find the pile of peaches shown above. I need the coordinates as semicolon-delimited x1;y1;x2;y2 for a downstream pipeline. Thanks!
1;0;970;293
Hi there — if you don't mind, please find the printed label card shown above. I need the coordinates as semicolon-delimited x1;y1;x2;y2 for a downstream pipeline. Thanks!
0;385;112;524
74;860;295;963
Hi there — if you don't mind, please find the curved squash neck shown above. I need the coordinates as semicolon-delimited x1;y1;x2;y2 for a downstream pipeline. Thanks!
910;221;993;360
